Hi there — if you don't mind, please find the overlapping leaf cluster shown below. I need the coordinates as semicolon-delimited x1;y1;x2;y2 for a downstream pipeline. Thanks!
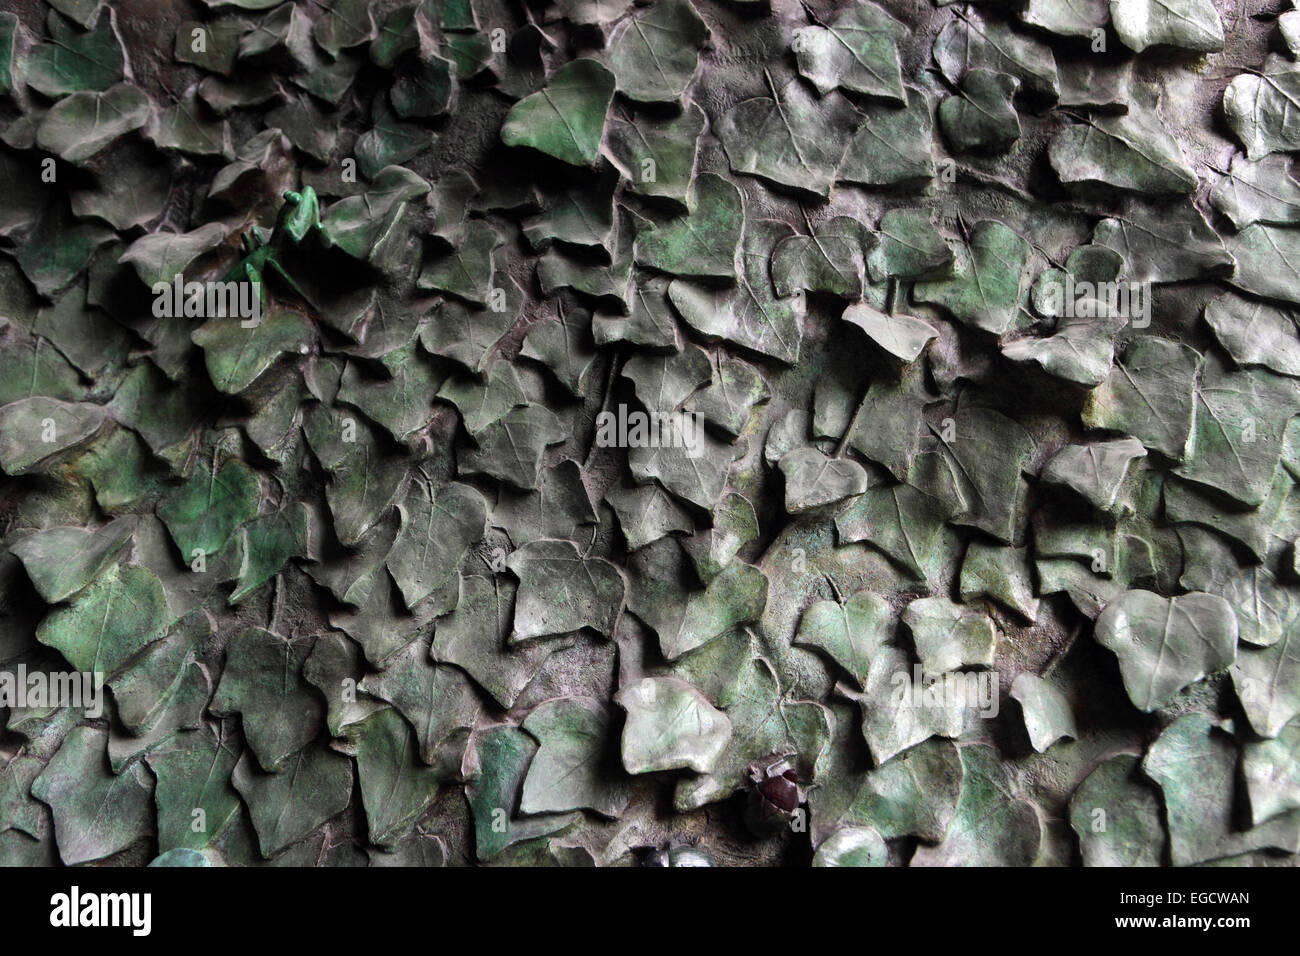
0;0;1298;868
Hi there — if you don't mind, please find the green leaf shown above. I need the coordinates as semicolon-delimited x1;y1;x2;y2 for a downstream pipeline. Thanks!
1094;590;1238;711
607;0;709;103
1227;222;1300;306
771;216;867;298
1209;154;1300;229
605;104;705;208
668;218;806;364
854;645;964;764
718;77;862;198
932;10;1059;100
868;207;954;283
607;481;694;552
36;563;166;676
1232;631;1300;737
458;404;566;491
467;725;578;860
10;516;135;604
119;222;229;289
24;9;125;96
1021;0;1108;38
432;574;578;709
211;629;324;772
1242;718;1300;825
1048;86;1196;195
913;219;1028;333
35;82;150;163
681;492;759;585
0;397;108;475
779;447;870;514
146;728;242;852
812;826;888;866
384;479;486;610
1040;438;1146;513
793;589;890;688
520;308;600;398
938;69;1021;153
837;88;935;188
231;745;353;858
902;596;996;674
31;726;153;865
157;458;261;560
1091;200;1233;285
1082;336;1202;460
912;744;1043;866
935;405;1035;544
1223;56;1300;160
1203;293;1300;378
1009;673;1077;752
1143;712;1300;864
791;2;906;103
634;171;742;280
506;538;626;642
521;696;630;817
345;708;443;848
960;541;1040;621
1111;0;1223;53
500;58;615;167
1069;754;1166;866
614;675;731;774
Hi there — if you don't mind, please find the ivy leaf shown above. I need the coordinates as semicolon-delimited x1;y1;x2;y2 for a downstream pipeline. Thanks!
717;77;862;198
912;744;1043;866
1021;0;1109;37
791;2;906;104
635;560;767;661
1209;155;1300;229
623;344;712;418
771;216;868;298
521;308;600;398
854;645;964;764
1048;86;1197;195
680;491;759;585
1009;673;1077;752
1093;590;1238;711
1040;438;1147;513
1223;56;1300;160
492;459;598;546
24;9;125;96
668;218;806;365
119;221;229;289
1176;354;1300;507
634;171;742;280
607;0;709;104
304;405;409;546
812;826;887;866
193;309;313;394
421;272;522;375
506;538;626;642
935;406;1036;545
1082;335;1202;460
675;656;827;811
960;541;1040;622
500;58;615;167
1091;199;1233;285
627;425;735;513
1227;222;1300;306
841;301;939;363
607;481;694;552
1242;719;1300;825
605;104;705;208
868;207;954;282
322;165;430;261
313;0;374;57
520;696;631;817
1203;293;1300;378
1232;631;1300;738
837;88;935;189
31;726;153;865
779;447;871;514
466;725;578;861
344;708;443;848
522;168;617;254
35;563;166;677
1143;712;1300;864
903;596;996;675
793;589;890;688
932;10;1059;101
231;745;353;858
385;479;487;610
459;403;566;491
0;755;48;840
146;728;242;852
1111;0;1224;54
938;69;1021;153
417;219;502;306
432;574;578;709
1069;754;1166;866
211;629;324;772
359;635;481;771
10;516;135;604
913;219;1028;333
157;458;261;560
